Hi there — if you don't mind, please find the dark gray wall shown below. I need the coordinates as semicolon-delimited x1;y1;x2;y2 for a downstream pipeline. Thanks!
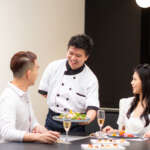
141;8;150;64
85;0;141;108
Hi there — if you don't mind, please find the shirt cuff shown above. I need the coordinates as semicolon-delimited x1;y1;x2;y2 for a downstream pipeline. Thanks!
19;131;27;142
86;106;99;111
2;130;27;142
38;90;47;95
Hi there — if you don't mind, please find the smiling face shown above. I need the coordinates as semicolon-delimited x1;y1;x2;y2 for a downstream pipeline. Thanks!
67;46;88;70
131;72;142;95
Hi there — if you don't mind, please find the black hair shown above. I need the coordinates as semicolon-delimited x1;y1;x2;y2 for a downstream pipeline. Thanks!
127;64;150;127
67;34;94;56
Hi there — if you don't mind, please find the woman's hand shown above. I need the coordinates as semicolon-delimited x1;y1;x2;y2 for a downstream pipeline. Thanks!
144;131;150;138
102;125;114;133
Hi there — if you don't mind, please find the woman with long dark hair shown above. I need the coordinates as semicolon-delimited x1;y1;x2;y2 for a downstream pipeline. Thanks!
103;64;150;137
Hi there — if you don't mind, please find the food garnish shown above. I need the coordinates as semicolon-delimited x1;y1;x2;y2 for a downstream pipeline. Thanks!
58;110;86;120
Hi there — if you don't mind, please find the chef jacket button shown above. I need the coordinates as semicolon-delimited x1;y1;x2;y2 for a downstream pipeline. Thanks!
73;77;76;79
66;98;69;101
64;108;67;111
69;88;72;91
57;94;60;97
62;83;64;86
56;104;59;107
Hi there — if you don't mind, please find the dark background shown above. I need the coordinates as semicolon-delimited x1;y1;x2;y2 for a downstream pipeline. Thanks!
85;0;150;108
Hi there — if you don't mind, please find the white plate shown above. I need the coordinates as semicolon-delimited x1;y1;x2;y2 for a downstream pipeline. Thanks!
90;132;107;138
90;139;130;146
52;115;90;123
81;144;125;150
107;134;140;139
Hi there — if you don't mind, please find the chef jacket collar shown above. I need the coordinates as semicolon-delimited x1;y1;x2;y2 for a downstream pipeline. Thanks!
64;61;85;75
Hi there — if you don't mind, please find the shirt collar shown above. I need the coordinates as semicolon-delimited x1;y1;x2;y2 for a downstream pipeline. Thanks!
8;82;28;98
64;61;85;75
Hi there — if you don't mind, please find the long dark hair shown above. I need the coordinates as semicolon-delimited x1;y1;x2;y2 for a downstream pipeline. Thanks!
127;64;150;127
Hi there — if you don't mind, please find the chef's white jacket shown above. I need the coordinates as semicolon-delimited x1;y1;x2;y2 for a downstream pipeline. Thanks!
39;59;100;114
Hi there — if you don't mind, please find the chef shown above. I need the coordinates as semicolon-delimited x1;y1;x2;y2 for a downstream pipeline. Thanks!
38;34;100;133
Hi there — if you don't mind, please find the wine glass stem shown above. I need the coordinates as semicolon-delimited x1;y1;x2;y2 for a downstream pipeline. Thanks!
99;126;101;137
66;131;68;142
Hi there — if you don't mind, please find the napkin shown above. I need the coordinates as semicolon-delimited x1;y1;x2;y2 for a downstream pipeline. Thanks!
57;135;89;143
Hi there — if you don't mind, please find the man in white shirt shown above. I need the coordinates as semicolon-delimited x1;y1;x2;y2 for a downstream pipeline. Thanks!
0;51;59;143
38;34;100;133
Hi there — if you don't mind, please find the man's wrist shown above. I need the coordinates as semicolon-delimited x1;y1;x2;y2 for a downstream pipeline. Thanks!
23;133;39;142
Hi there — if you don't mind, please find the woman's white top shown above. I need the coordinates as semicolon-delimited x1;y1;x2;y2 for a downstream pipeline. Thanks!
38;59;100;113
0;82;39;142
117;97;150;135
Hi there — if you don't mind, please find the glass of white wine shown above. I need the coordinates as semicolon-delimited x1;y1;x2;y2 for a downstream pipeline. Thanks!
97;109;105;138
63;118;71;144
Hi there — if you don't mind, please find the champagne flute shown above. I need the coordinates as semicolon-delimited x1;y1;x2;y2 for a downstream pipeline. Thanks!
63;118;71;144
97;109;105;138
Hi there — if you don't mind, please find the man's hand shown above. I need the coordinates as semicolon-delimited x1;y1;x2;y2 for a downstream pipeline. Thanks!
34;131;60;144
32;125;48;134
24;130;60;144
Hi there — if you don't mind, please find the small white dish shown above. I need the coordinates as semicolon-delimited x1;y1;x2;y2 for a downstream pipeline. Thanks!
90;139;130;146
81;144;125;150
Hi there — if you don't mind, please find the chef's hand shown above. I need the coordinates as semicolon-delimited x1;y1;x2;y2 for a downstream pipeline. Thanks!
39;93;47;98
79;121;90;125
79;110;97;125
42;94;47;98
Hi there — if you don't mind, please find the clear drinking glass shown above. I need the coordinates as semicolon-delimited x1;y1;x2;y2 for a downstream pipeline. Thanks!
97;109;105;138
63;118;71;144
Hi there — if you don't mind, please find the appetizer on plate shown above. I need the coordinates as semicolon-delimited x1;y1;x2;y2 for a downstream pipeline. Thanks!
90;139;130;146
90;131;106;138
109;130;138;138
58;110;86;120
81;144;125;150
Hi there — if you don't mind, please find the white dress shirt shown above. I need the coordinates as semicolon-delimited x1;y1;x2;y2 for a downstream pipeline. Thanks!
117;97;150;135
0;82;39;142
39;59;100;113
